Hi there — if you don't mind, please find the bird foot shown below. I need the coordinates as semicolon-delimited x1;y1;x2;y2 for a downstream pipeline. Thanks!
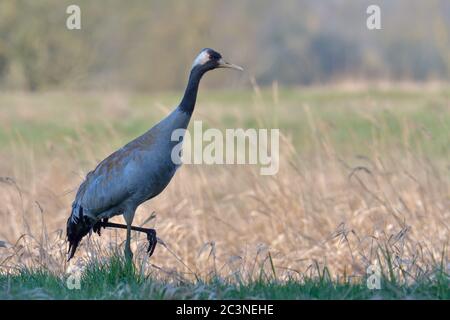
93;218;109;236
146;229;157;257
96;221;157;257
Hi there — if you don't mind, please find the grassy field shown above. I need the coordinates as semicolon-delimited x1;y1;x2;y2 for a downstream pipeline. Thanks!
1;254;448;299
0;87;449;299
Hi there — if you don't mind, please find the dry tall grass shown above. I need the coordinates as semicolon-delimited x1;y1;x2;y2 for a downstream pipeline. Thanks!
0;89;448;284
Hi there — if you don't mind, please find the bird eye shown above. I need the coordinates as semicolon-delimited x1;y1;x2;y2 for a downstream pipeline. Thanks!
210;52;221;60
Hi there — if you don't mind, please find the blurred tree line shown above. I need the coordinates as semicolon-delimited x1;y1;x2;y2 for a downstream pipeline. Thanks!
0;0;449;91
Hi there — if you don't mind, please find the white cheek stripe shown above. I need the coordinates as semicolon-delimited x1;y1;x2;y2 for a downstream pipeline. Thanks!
192;51;210;68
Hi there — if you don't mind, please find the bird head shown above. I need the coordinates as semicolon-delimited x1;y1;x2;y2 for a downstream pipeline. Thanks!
191;48;243;73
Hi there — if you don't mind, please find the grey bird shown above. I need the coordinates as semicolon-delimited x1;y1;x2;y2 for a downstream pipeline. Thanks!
67;48;243;261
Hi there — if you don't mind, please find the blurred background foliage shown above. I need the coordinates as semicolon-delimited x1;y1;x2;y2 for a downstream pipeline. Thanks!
0;0;449;91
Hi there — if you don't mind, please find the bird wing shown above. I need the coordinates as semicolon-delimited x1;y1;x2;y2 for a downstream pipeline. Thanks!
70;119;169;223
71;143;143;220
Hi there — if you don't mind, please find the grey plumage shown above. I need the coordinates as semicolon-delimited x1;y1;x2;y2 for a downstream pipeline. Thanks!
66;48;242;260
70;109;190;224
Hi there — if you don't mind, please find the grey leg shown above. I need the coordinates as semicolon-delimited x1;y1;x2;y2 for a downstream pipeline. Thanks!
125;223;133;261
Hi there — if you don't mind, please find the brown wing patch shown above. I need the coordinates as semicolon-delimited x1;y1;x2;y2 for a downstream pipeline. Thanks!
90;127;160;179
132;127;160;150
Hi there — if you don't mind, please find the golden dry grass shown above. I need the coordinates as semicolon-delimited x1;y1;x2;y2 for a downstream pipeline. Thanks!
0;88;448;284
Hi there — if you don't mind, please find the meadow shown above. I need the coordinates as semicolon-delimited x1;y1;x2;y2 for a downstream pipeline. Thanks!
0;86;449;299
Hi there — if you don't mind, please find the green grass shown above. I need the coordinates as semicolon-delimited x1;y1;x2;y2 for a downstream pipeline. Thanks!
1;256;448;299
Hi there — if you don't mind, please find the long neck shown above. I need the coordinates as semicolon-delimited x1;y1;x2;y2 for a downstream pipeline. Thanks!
178;67;204;115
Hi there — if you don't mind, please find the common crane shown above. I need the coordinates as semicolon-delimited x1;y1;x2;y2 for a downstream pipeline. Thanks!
67;48;242;261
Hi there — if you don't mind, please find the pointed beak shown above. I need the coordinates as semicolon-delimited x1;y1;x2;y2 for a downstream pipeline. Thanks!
217;58;243;71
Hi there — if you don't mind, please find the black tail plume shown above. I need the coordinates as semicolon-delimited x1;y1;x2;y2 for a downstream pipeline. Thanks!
66;205;92;261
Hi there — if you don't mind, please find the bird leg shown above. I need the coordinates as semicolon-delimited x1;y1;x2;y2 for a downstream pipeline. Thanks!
98;221;157;257
125;223;133;262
